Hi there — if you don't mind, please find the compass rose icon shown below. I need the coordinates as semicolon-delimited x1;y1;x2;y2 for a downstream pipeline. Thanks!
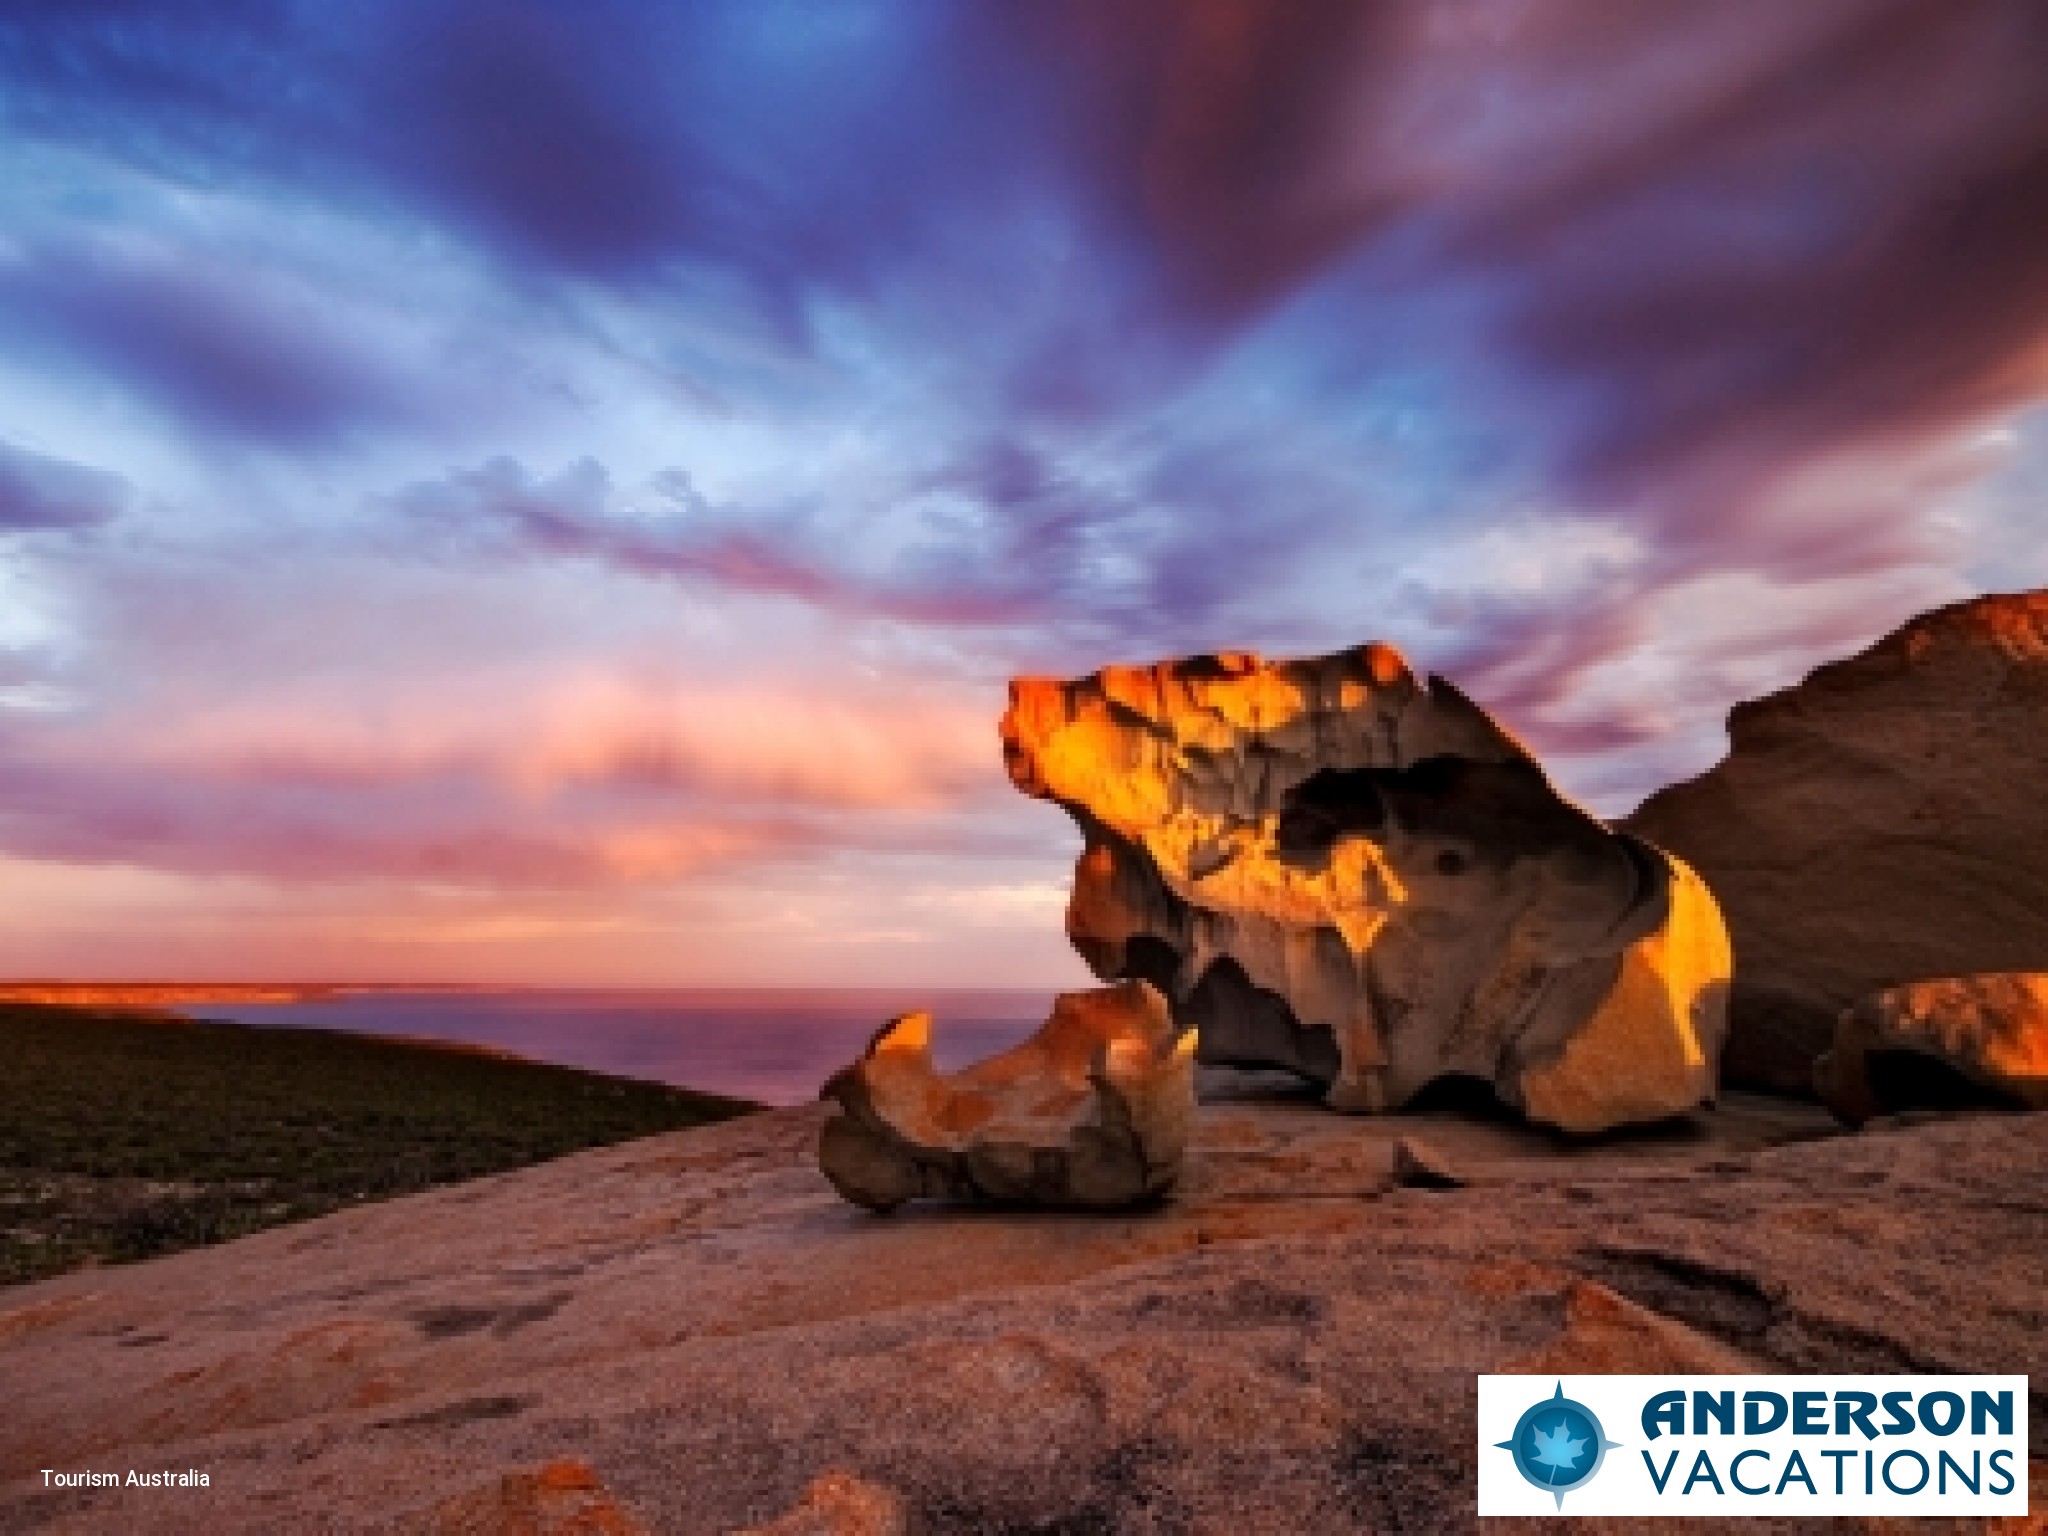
1494;1382;1623;1509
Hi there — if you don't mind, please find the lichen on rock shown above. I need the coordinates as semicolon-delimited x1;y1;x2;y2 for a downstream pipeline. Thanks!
1001;644;1730;1133
818;980;1195;1211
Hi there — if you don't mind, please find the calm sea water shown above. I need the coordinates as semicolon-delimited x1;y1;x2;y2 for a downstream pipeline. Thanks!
200;988;1055;1107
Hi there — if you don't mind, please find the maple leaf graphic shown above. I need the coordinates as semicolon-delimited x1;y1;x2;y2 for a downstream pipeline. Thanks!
1527;1419;1587;1478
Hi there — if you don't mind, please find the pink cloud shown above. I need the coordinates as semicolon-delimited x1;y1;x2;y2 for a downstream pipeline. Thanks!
0;658;1015;888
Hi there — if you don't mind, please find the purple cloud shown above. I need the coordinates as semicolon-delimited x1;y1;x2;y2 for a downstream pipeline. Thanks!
10;1;2046;482
0;440;132;531
383;432;1385;654
0;239;428;446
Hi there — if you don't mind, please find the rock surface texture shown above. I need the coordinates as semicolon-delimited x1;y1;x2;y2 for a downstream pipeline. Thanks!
1816;972;2048;1125
1002;645;1730;1133
1625;590;2048;1095
739;1471;910;1536
3;1090;2041;1533
425;1458;650;1535
818;981;1194;1211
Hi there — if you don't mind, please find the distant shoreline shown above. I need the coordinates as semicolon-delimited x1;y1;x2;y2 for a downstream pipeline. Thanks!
0;983;346;1007
4;984;1059;1108
0;982;400;1008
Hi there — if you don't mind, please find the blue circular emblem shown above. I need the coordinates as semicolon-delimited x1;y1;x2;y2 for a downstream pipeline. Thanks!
1495;1382;1619;1508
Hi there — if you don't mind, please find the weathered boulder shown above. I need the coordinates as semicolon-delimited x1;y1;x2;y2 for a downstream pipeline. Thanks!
1625;591;2048;1095
818;981;1194;1211
1815;972;2048;1126
1001;645;1730;1133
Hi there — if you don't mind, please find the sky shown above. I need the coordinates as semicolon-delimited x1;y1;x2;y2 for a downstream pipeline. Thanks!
2;0;2046;986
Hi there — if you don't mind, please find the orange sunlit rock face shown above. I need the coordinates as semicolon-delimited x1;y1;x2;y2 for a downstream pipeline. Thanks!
1001;644;1731;1133
1815;971;2048;1126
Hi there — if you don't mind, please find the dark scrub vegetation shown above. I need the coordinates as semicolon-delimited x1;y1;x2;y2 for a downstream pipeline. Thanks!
0;1003;755;1285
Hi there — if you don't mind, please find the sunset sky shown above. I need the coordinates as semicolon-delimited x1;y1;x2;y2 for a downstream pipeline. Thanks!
2;1;2046;986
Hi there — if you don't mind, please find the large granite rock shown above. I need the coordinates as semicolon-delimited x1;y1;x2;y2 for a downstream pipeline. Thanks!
1001;645;1731;1133
1815;972;2048;1126
1625;591;2048;1095
818;981;1194;1211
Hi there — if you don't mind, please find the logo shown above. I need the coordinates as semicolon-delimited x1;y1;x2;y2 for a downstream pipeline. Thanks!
1479;1375;2027;1516
1495;1381;1622;1509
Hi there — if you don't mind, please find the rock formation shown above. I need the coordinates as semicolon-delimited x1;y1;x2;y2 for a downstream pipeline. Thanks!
1001;645;1731;1133
1815;972;2048;1126
1624;590;2048;1094
818;981;1194;1211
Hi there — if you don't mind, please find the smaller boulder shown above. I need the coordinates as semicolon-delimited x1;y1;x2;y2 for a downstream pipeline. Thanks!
819;981;1196;1212
1815;973;2048;1126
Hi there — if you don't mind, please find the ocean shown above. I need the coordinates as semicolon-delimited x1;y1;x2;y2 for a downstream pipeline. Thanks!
199;988;1056;1106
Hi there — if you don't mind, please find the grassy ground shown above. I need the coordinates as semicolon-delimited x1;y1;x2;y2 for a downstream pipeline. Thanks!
0;1002;757;1287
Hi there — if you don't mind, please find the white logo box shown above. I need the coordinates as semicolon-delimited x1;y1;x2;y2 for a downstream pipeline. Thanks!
1478;1374;2028;1517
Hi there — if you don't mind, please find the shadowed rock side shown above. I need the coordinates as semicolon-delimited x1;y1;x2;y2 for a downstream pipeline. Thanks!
1816;972;2048;1126
1625;590;2048;1096
1001;645;1731;1133
818;981;1195;1211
